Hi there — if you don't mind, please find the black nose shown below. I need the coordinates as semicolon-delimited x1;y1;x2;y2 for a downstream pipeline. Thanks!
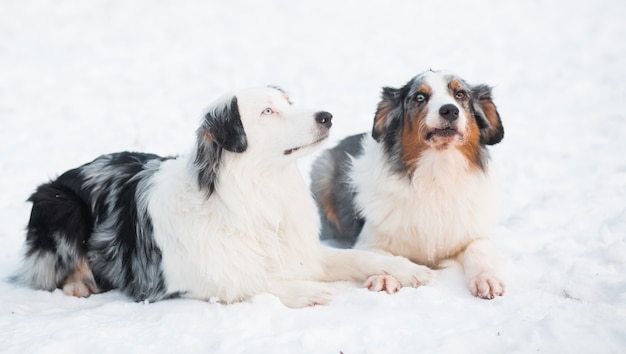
315;111;333;129
439;104;459;122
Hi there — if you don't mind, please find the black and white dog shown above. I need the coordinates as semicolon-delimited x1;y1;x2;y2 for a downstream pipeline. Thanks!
311;71;506;299
14;86;433;308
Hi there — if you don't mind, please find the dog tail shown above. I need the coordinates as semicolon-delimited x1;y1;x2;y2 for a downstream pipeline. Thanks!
12;181;99;296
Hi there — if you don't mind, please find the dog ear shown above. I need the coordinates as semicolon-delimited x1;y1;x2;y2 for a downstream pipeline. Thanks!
194;96;248;195
200;96;248;153
471;84;504;145
372;87;403;142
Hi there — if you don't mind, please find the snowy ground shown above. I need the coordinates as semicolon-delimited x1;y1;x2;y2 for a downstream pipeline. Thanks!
1;0;625;353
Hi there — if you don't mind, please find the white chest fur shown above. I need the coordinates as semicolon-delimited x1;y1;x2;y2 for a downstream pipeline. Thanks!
351;137;495;267
147;156;323;303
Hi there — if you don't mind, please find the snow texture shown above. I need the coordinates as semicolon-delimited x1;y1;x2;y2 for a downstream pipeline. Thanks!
1;0;625;353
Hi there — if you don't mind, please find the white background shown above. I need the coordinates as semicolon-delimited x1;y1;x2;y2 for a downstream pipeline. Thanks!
1;0;625;353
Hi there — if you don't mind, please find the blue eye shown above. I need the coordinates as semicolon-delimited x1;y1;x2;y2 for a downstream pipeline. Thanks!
416;94;426;102
262;108;274;115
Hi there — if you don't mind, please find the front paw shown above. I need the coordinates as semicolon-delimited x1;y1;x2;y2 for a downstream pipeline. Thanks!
364;261;434;293
364;275;403;293
390;258;434;288
468;272;505;299
277;283;334;308
405;263;435;287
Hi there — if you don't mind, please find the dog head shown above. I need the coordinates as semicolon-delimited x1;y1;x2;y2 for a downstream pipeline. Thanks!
371;70;504;174
194;86;332;194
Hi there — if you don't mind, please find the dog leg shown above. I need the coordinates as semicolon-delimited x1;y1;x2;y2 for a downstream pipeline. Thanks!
460;239;505;299
319;246;433;293
267;279;334;308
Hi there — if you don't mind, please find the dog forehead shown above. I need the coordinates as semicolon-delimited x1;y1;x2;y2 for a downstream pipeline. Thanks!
236;87;292;108
404;71;444;98
420;71;450;95
267;85;292;103
411;71;469;94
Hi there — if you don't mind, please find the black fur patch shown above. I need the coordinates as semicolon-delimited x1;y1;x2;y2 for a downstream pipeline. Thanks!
17;152;178;302
195;96;248;195
372;78;418;174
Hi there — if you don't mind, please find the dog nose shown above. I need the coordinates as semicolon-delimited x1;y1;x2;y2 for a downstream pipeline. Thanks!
315;111;333;129
439;104;459;122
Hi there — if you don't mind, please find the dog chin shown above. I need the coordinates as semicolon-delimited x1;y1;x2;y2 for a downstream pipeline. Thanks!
426;129;463;150
283;134;329;156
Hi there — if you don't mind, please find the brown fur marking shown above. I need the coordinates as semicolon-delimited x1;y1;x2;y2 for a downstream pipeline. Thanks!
480;99;502;143
457;107;482;171
448;79;464;94
373;100;395;138
320;187;342;232
400;108;429;173
201;130;213;143
480;99;498;127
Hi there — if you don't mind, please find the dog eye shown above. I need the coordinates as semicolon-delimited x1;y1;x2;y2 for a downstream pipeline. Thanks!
455;91;467;100
415;94;426;102
262;108;274;115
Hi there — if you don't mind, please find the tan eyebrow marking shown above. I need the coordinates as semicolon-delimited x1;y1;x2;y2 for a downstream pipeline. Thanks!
417;83;432;95
448;79;464;95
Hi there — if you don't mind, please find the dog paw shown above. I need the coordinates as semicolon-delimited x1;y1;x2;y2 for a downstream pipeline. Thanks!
389;258;435;288
276;283;334;308
364;257;435;293
364;275;403;293
468;273;505;299
61;278;98;298
405;263;435;287
60;260;99;298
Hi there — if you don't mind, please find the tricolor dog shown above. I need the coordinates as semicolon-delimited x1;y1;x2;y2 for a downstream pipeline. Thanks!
14;86;433;308
311;71;506;299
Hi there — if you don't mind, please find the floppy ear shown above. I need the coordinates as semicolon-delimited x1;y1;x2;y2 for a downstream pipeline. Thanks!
372;86;403;142
194;96;248;195
471;84;504;145
200;96;248;153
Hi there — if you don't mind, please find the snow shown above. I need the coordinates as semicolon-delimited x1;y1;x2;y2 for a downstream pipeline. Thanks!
1;0;625;352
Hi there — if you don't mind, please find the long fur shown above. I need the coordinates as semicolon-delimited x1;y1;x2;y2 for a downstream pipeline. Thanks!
311;71;506;299
14;86;433;308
